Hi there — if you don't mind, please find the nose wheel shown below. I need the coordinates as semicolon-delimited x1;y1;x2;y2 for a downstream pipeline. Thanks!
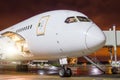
59;66;72;77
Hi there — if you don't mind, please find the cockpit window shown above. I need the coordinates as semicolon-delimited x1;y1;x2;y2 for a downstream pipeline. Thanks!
77;16;90;22
65;17;77;23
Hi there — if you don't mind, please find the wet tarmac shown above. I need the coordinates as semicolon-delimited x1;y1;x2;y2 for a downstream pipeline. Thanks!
0;74;120;80
0;65;120;80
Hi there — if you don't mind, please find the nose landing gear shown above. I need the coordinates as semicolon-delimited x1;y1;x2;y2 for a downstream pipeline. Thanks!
59;58;72;77
59;65;72;77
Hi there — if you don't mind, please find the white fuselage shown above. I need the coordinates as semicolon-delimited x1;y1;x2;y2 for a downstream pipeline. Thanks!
0;10;105;60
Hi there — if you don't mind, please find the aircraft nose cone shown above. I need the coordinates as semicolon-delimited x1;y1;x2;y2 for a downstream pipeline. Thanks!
85;24;106;52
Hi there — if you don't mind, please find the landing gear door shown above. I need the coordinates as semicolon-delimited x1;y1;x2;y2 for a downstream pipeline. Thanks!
36;15;50;36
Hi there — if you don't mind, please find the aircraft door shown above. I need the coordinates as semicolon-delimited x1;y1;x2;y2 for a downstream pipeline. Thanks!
36;15;50;36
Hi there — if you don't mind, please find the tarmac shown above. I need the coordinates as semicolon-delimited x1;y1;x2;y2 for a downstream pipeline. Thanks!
0;72;120;80
0;65;120;80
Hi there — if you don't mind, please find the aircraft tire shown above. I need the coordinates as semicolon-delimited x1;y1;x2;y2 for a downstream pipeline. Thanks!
59;68;65;77
66;68;72;77
59;67;72;77
111;67;118;74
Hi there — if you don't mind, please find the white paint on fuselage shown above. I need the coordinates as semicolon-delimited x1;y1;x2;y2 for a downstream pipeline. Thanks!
0;10;105;60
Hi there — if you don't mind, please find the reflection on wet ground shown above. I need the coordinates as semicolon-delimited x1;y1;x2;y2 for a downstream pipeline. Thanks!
0;65;108;75
0;65;120;80
0;74;120;80
71;65;110;76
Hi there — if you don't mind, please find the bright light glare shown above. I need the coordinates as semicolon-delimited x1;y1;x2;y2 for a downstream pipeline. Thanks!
6;47;17;53
38;70;45;75
48;66;58;70
2;45;19;59
11;61;17;64
92;68;99;74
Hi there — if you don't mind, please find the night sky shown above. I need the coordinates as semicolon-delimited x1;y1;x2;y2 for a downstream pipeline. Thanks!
0;0;120;30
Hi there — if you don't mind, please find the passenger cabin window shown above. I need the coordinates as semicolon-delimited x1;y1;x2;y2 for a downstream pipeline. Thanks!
77;16;90;22
65;17;77;23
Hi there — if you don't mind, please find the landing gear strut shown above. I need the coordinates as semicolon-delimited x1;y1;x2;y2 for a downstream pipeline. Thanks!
59;58;72;77
59;65;72;77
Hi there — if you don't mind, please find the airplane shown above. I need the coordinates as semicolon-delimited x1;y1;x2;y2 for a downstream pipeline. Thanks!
0;10;106;77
